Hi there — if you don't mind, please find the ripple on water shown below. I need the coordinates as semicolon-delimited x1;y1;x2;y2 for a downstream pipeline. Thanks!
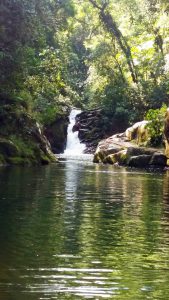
11;266;125;299
0;161;169;300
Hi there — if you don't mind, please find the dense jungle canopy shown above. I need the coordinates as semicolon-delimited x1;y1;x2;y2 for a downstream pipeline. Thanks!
0;0;169;125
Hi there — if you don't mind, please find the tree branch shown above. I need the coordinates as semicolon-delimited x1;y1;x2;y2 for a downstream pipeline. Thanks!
89;0;109;11
89;0;138;83
88;0;101;10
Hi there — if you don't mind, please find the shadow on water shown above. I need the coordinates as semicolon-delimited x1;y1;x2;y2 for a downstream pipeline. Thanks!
0;161;169;299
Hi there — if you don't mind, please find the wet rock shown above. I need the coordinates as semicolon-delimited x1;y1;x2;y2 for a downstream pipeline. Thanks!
126;147;159;164
149;153;167;166
74;108;127;154
103;150;127;165
128;155;152;168
44;113;69;154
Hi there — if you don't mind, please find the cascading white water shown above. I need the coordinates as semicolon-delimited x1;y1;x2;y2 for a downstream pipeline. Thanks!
64;109;86;155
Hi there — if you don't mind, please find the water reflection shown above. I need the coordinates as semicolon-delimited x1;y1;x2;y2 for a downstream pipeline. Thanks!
0;163;169;299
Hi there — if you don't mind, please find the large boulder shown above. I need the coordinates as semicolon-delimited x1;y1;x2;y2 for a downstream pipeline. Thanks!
125;147;159;164
128;155;152;168
93;134;128;163
93;119;166;168
93;133;138;163
128;152;167;168
149;153;167;167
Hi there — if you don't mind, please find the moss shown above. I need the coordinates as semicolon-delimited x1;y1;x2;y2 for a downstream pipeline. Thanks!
10;136;36;158
47;152;58;162
103;150;127;165
0;136;57;166
93;151;105;163
40;155;50;165
104;154;116;164
39;148;57;164
119;150;127;164
0;101;57;165
6;157;31;165
0;138;20;157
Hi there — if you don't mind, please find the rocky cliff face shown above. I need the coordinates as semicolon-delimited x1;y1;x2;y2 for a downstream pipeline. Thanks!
73;108;127;153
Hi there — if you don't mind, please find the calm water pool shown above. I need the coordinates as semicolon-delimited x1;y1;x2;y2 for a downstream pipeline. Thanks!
0;158;169;299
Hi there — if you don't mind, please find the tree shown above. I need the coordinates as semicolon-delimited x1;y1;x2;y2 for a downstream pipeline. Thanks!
88;0;138;83
0;0;169;127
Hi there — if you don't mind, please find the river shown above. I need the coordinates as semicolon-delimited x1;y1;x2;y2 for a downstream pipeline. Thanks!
0;159;169;300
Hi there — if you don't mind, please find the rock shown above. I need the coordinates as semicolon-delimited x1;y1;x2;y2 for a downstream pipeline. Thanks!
126;147;160;164
93;150;106;163
125;120;149;144
128;155;152;168
44;113;69;154
104;150;127;165
0;101;57;165
149;153;167;166
0;139;20;157
72;122;81;132
74;108;128;153
93;134;136;163
93;118;166;168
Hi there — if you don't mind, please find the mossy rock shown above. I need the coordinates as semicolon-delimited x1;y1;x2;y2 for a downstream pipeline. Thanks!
0;139;20;157
6;157;32;165
104;150;127;165
40;155;51;165
93;150;107;163
0;101;58;165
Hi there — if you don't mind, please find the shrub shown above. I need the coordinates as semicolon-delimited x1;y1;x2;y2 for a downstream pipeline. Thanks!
145;104;167;146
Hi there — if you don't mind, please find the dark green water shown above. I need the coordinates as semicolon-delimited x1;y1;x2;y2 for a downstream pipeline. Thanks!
0;158;169;300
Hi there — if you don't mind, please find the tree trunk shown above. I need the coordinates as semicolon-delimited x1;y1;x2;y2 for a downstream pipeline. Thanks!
89;0;138;83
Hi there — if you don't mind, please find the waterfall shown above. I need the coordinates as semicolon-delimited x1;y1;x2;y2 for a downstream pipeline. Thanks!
64;109;86;155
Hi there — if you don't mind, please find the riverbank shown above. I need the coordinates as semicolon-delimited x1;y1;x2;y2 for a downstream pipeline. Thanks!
0;98;57;165
93;126;167;169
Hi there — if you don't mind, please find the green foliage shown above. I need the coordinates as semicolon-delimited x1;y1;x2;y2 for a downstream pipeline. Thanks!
38;106;63;125
0;0;169;134
145;104;167;146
